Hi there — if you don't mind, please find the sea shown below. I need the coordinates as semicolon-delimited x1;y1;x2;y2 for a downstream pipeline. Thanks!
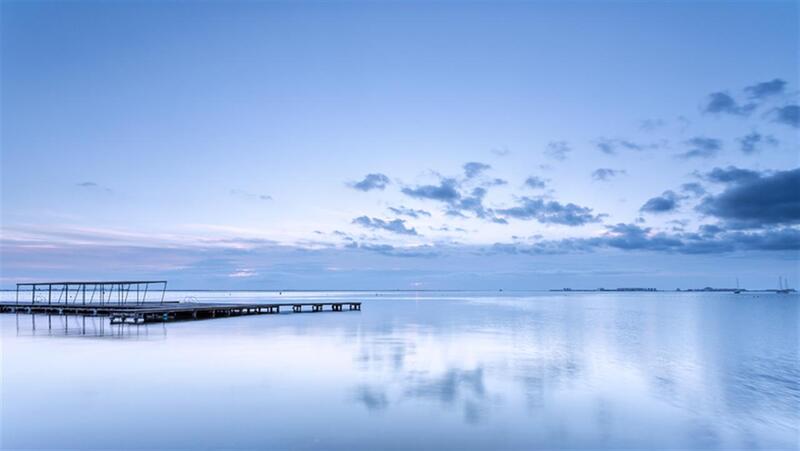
1;290;798;450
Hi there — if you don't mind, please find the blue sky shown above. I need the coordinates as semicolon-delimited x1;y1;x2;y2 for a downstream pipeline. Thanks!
1;0;798;289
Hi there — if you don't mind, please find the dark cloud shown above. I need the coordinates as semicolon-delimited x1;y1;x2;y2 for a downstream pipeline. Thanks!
698;224;723;237
463;162;491;179
678;137;722;159
350;173;390;191
725;227;800;251
680;182;706;197
697;168;800;228
494;223;800;255
592;168;625;182
702;92;755;116
595;138;657;155
402;178;461;202
599;223;684;251
544;141;571;161
448;187;506;224
524;176;547;189
352;216;418;235
402;168;602;225
744;79;787;100
402;177;505;223
388;206;432;218
640;190;682;214
770;105;799;128
495;197;603;226
738;132;778;154
704;166;761;184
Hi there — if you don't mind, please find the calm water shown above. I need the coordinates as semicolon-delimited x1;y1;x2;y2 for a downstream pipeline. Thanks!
1;291;798;450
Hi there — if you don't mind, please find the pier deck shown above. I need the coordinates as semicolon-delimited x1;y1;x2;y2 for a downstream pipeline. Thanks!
0;301;362;324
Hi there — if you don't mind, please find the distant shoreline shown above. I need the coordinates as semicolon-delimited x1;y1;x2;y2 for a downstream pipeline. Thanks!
0;288;795;293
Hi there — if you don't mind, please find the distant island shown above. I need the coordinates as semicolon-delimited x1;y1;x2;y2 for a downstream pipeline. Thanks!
550;287;797;293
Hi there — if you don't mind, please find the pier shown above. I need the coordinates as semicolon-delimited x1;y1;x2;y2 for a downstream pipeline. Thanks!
3;281;361;324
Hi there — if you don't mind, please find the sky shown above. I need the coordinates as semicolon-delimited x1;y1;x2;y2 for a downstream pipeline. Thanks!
1;0;798;290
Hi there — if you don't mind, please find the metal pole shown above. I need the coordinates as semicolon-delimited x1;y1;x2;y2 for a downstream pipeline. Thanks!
49;284;52;305
160;282;167;305
82;284;86;305
31;285;35;305
15;284;19;306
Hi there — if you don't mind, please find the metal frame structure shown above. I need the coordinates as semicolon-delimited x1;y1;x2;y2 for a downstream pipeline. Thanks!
15;281;167;306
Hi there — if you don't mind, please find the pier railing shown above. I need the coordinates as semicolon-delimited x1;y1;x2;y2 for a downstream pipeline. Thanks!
15;281;167;306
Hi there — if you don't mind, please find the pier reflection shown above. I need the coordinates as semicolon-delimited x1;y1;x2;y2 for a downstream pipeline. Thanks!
13;313;166;339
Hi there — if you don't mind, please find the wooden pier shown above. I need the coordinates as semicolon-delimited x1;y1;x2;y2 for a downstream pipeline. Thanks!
4;281;361;324
0;300;362;324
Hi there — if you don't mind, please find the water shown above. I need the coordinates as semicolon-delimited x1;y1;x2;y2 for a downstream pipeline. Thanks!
1;291;798;449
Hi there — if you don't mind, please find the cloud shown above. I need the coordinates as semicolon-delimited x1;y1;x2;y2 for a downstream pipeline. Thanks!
463;162;491;179
697;167;800;228
490;147;510;157
704;166;761;184
485;178;508;187
702;92;755;116
592;168;625;182
544;141;571;161
350;173;390;191
402;178;461;202
597;224;800;254
229;269;257;278
677;137;722;159
640;190;682;214
401;177;505;223
744;79;787;100
349;242;438;257
76;181;113;193
388;206;432;218
639;118;665;131
352;216;419;235
230;189;272;201
448;187;507;224
680;182;706;197
494;223;800;255
595;138;657;155
524;176;547;189
5;220;797;291
738;132;778;154
722;227;800;251
495;197;603;226
770;105;799;128
596;223;685;251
